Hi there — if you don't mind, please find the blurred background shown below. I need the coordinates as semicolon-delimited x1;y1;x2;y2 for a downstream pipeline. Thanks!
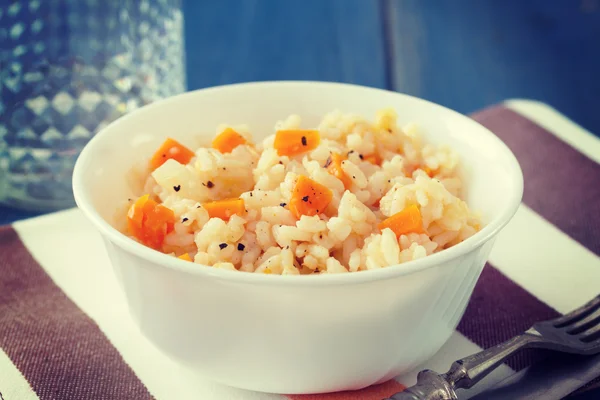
1;0;600;219
185;0;600;135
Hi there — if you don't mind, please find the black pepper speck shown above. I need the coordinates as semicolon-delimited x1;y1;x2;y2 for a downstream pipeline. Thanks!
219;243;228;249
280;202;287;207
250;192;253;197
359;154;364;160
302;196;309;202
182;217;188;222
173;185;181;192
206;181;214;188
301;136;307;146
237;243;245;251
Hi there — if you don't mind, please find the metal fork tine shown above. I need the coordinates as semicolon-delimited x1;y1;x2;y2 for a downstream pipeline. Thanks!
581;322;600;344
387;293;600;400
566;306;600;334
553;295;600;327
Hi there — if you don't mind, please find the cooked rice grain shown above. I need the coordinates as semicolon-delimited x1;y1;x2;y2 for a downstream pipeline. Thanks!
123;109;482;274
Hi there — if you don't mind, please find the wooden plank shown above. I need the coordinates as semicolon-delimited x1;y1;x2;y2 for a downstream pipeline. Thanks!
183;0;388;90
385;0;600;136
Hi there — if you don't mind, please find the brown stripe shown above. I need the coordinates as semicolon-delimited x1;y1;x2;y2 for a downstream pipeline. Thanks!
471;106;600;257
457;264;560;371
0;226;152;399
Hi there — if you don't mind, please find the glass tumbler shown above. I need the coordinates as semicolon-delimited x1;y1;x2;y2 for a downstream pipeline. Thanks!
0;0;186;211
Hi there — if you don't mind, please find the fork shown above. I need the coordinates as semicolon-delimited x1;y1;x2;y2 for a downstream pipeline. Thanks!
385;294;600;400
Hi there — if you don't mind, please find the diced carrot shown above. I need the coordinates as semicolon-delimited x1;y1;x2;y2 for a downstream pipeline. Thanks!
127;194;176;249
378;205;425;237
363;153;381;165
149;138;195;170
212;127;247;153
274;130;320;156
289;175;332;219
326;152;352;189
178;253;193;261
202;198;245;221
422;166;437;177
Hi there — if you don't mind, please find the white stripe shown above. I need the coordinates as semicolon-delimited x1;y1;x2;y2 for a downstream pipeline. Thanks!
0;349;39;400
500;99;600;313
397;333;513;399
489;204;600;314
13;210;283;400
505;99;600;164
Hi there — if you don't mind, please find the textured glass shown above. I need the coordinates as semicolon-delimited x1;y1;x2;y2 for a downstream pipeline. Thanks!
0;0;185;211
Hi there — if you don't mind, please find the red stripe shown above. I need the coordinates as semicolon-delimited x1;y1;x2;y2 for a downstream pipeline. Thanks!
286;380;405;400
472;106;600;257
0;226;153;399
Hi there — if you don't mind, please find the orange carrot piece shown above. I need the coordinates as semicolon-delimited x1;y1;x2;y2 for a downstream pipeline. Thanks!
212;127;247;153
422;166;437;177
149;138;195;170
127;194;176;249
202;198;245;221
274;130;320;156
178;253;193;261
289;175;332;219
326;152;352;190
363;153;381;165
378;205;425;237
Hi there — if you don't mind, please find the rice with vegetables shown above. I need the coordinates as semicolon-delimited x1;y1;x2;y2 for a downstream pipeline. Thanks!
122;108;481;275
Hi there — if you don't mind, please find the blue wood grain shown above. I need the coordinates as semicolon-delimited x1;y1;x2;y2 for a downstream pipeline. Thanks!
183;0;388;90
0;0;389;224
386;0;600;135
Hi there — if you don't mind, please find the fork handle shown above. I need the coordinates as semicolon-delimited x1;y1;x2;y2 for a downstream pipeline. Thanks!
446;333;541;390
385;333;542;400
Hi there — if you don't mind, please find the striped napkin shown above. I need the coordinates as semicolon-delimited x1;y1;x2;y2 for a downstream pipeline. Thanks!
1;100;599;400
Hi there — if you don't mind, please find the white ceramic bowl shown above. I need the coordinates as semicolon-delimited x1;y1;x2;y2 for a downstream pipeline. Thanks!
73;81;523;394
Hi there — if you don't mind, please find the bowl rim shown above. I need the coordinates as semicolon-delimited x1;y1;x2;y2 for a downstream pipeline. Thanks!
73;80;523;286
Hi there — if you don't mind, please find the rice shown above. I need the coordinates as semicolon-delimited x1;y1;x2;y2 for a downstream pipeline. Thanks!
121;108;482;275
